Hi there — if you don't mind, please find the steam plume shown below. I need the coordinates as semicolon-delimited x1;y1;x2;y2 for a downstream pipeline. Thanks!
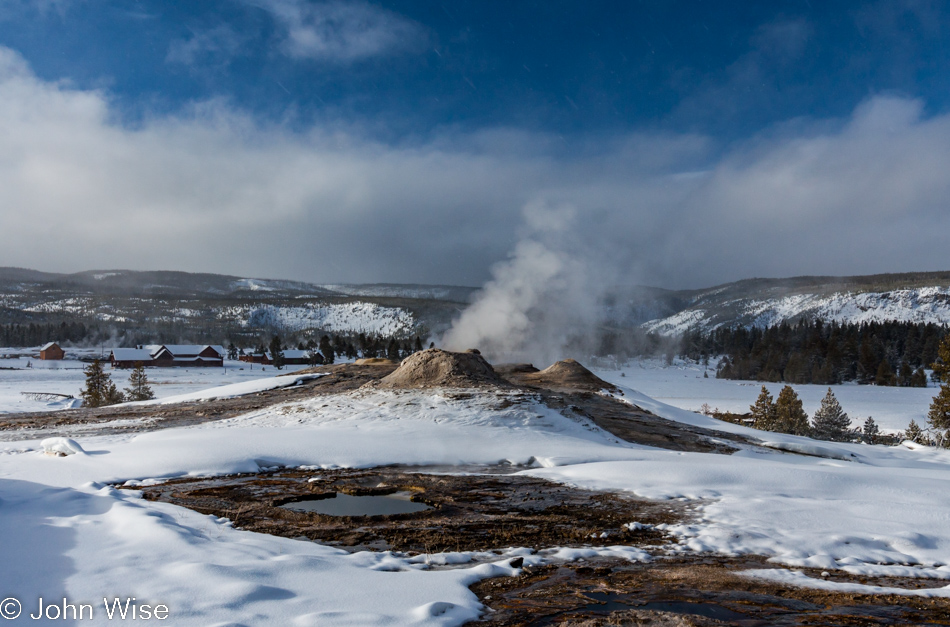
442;201;611;365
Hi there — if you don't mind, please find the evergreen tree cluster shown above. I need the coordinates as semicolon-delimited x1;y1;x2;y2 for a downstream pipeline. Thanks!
80;360;154;407
681;319;946;386
0;321;98;347
729;385;898;444
243;332;428;368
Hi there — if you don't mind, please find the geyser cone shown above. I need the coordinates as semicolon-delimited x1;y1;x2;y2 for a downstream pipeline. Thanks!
372;348;508;389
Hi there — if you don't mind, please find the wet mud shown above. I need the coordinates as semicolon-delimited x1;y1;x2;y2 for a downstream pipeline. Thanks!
129;467;950;625
471;556;950;626
131;466;682;553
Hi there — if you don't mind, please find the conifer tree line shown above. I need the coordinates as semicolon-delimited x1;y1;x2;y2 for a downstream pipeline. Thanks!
712;385;896;444
233;332;427;367
679;319;947;386
710;335;950;447
0;321;100;347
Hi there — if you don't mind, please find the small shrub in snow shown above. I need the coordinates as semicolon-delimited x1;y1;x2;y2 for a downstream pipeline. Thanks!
903;419;930;446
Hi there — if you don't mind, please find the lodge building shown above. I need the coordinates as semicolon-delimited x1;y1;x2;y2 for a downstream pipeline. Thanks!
109;344;225;368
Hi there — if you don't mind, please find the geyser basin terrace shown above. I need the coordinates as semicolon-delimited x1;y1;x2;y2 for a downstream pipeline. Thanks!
4;349;950;625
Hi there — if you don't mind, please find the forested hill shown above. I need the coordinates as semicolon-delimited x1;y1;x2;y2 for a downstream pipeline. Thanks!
0;268;476;348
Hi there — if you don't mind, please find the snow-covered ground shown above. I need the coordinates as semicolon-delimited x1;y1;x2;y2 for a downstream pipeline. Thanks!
594;357;938;433
0;351;312;414
2;358;950;623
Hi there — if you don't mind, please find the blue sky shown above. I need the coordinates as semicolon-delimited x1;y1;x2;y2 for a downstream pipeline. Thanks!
1;1;949;288
8;1;950;138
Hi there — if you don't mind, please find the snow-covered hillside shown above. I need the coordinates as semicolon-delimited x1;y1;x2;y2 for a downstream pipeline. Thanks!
643;286;950;335
237;302;415;336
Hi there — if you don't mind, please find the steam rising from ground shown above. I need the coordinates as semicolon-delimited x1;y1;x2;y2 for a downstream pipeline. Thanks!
442;202;611;365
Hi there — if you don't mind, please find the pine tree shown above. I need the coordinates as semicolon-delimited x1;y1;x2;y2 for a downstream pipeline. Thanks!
124;362;154;401
774;385;810;435
104;379;125;405
929;335;950;447
387;338;399;361
307;343;323;367
81;359;124;407
927;384;950;442
933;335;950;383
269;335;285;370
749;386;777;431
811;388;851;441
875;358;895;386
319;335;335;364
899;359;913;387
904;419;929;445
862;417;881;444
227;343;238;360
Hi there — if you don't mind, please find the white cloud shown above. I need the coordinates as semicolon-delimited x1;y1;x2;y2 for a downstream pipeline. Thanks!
253;0;427;61
1;46;950;290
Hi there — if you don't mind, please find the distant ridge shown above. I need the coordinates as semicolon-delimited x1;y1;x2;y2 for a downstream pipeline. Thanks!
0;267;476;341
2;267;949;340
631;271;950;335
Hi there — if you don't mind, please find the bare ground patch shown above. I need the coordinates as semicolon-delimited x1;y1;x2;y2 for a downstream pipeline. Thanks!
128;466;950;626
130;466;682;554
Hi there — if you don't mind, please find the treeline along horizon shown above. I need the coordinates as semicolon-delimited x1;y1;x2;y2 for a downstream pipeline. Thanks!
681;319;948;386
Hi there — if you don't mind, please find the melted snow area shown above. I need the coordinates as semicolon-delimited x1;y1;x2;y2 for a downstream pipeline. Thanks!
2;373;950;623
644;286;950;335
241;302;414;335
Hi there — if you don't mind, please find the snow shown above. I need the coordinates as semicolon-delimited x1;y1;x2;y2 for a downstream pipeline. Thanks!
594;357;938;432
41;437;85;456
240;301;415;335
109;347;153;362
644;286;950;335
3;359;950;622
126;372;326;406
0;352;316;414
0;389;650;625
743;568;950;597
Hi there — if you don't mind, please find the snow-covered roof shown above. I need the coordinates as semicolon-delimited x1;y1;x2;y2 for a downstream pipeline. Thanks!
145;345;225;358
40;342;59;351
159;345;208;356
111;348;153;362
282;350;309;359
